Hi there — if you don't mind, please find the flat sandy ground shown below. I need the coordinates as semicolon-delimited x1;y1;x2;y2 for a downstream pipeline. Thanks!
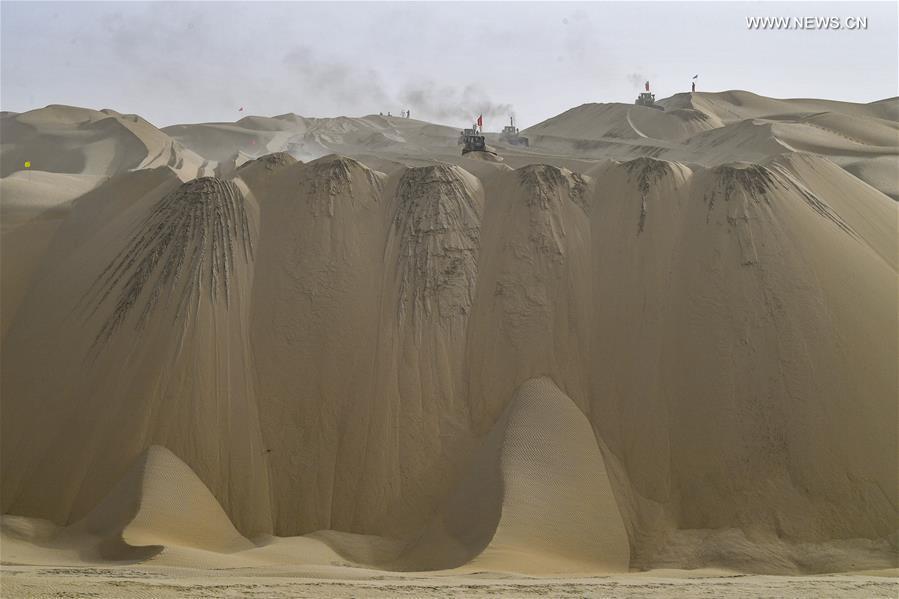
1;565;897;598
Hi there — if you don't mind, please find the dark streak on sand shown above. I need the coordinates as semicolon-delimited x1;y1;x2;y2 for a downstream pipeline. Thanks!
83;177;253;348
624;157;671;234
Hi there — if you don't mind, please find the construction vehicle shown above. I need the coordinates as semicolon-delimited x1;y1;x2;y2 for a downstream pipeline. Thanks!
635;81;664;111
459;123;496;156
499;115;529;147
459;126;485;153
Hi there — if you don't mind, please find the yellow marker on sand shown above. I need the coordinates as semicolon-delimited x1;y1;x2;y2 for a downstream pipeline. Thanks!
24;161;31;168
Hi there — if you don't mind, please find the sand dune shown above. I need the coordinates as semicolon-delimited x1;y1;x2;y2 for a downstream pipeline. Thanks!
1;91;896;586
1;171;272;537
164;113;461;171
467;377;629;574
0;171;103;231
520;92;899;198
588;156;896;572
1;378;627;575
0;105;204;180
75;446;254;558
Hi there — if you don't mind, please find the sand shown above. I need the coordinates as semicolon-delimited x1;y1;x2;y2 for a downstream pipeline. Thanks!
2;565;898;598
1;91;896;595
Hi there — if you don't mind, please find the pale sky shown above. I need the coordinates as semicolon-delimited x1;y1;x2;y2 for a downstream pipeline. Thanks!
2;1;897;129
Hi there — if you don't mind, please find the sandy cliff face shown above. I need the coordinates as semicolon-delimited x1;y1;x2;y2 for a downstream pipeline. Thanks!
589;157;897;570
1;174;272;537
1;95;896;574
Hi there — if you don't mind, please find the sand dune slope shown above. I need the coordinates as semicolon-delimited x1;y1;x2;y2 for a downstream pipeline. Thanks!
525;102;721;146
661;90;899;124
73;446;254;559
357;163;485;538
0;167;179;341
590;156;897;572
471;377;629;573
1;105;204;179
351;377;629;573
0;171;103;231
165;113;461;169
243;155;392;536
522;93;898;199
466;164;592;430
1;379;628;576
1;175;272;537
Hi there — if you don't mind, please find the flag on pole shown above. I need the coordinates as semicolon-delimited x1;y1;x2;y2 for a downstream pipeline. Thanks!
644;81;650;92
477;114;483;129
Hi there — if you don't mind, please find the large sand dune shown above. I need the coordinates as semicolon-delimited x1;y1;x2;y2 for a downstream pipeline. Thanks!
0;106;205;180
1;92;896;587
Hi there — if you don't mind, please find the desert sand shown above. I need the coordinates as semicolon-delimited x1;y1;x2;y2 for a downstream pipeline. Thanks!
1;91;897;596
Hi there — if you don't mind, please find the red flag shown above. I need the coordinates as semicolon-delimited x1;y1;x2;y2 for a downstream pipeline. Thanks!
644;81;649;92
477;114;483;128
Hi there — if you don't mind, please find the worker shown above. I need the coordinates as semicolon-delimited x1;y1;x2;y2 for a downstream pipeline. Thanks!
692;81;696;93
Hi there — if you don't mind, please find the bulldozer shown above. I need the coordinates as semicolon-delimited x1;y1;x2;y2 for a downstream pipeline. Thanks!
459;126;486;153
499;115;529;147
635;81;664;111
459;123;497;156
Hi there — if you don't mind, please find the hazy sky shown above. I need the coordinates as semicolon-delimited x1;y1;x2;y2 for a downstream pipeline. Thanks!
2;1;897;128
